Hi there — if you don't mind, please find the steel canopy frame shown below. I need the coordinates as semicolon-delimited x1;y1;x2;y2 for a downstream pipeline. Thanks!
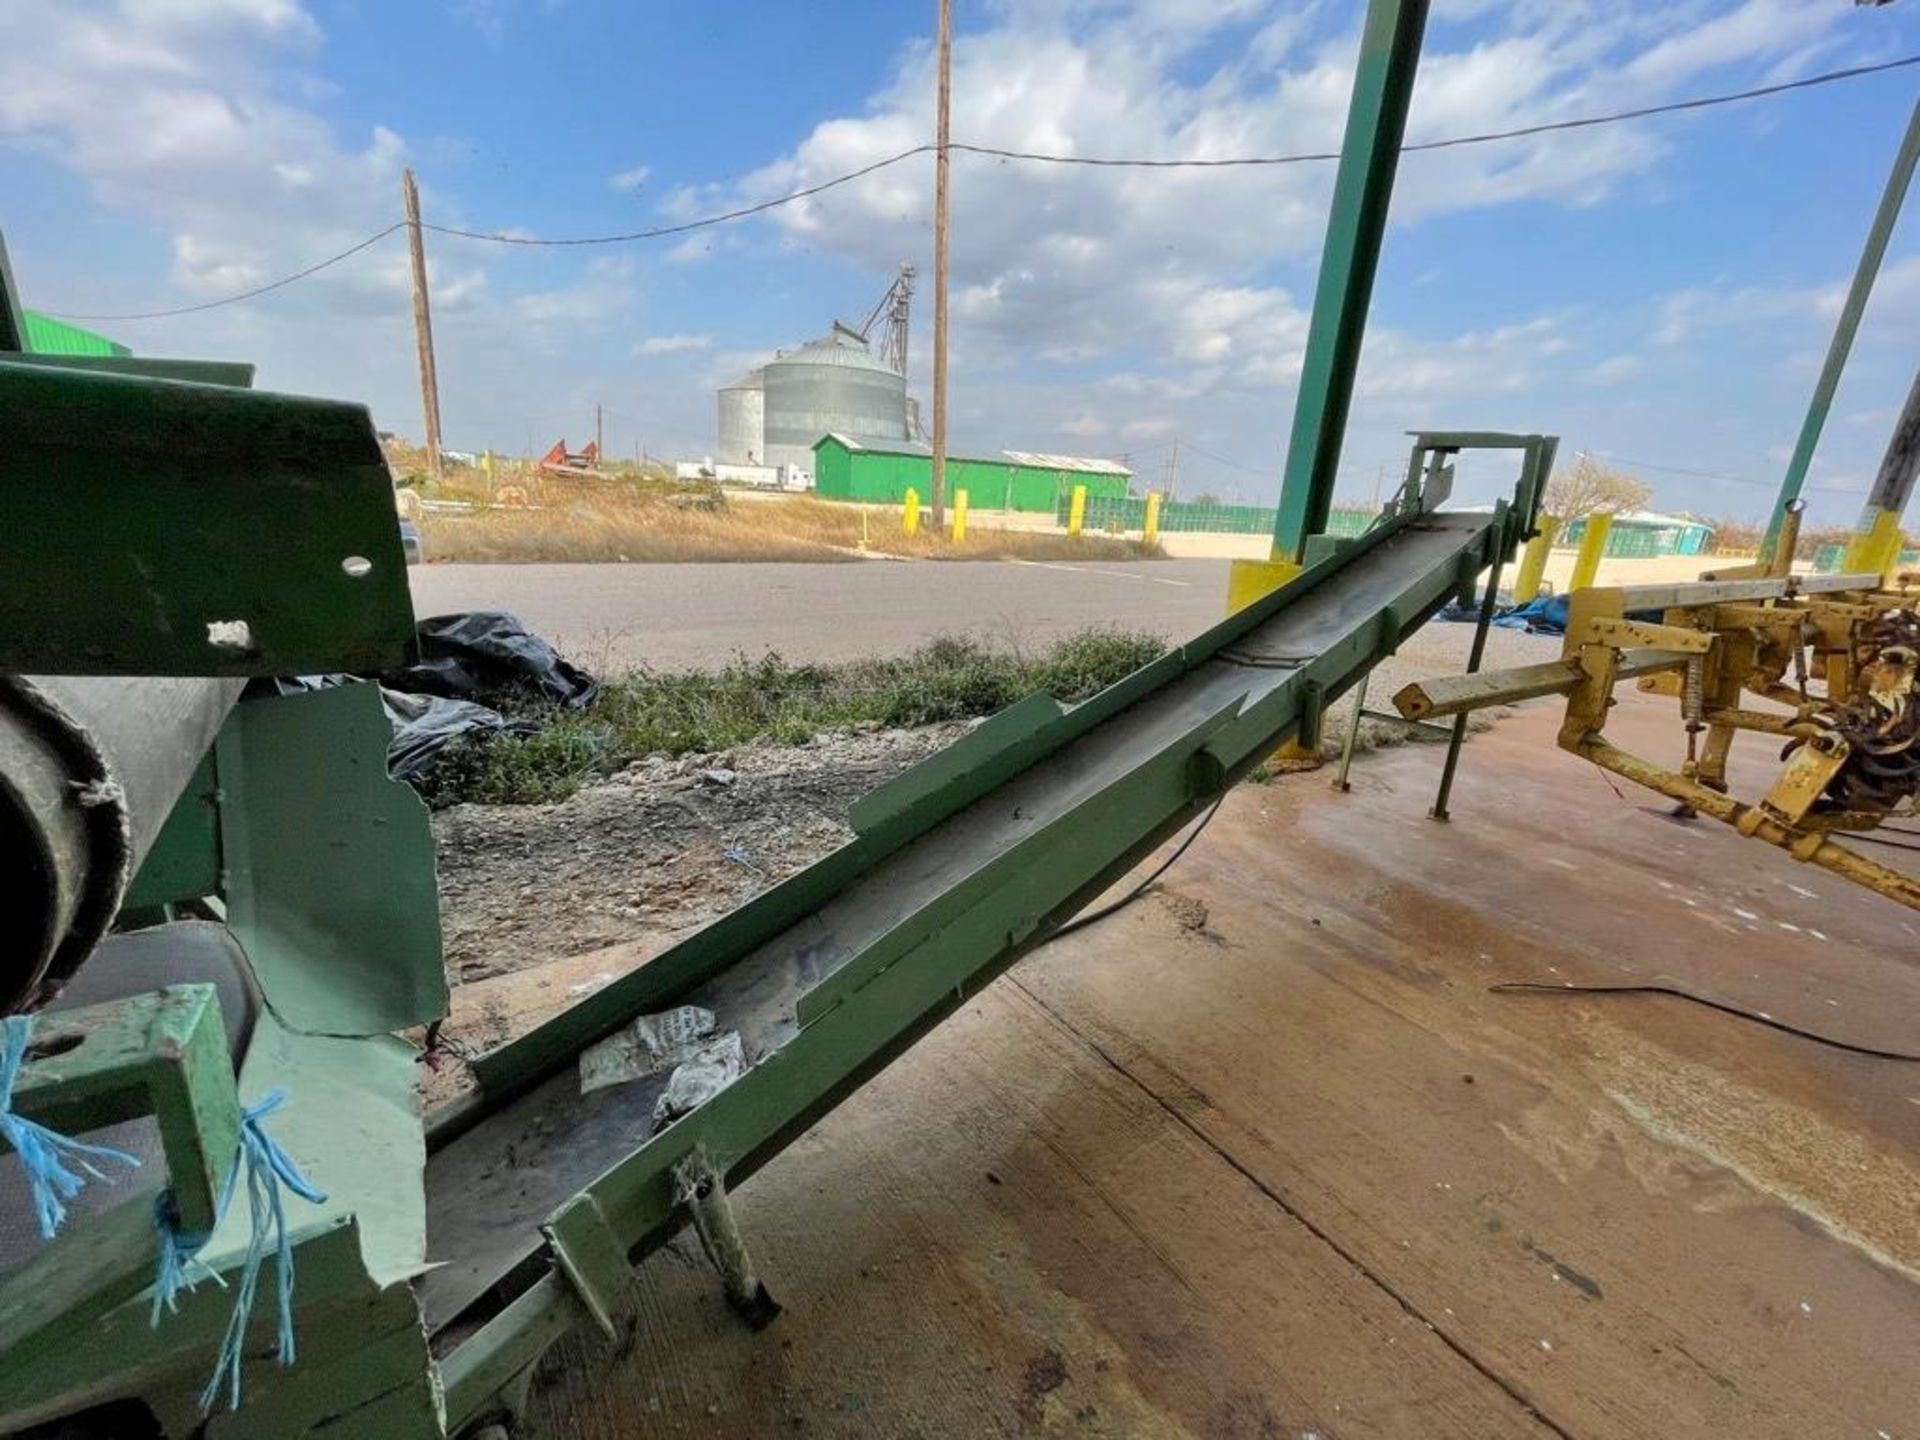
1270;0;1430;564
1761;97;1920;561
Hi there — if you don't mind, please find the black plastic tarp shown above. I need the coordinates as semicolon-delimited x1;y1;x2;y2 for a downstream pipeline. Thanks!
381;612;599;711
269;613;598;784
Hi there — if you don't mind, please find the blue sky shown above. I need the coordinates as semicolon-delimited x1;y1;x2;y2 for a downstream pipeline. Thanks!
4;0;1919;523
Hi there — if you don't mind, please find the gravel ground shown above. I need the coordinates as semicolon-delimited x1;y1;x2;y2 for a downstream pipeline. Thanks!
432;620;1559;983
434;721;980;981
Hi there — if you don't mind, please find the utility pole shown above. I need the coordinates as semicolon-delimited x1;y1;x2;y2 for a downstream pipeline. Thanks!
595;402;604;465
1167;437;1180;502
402;168;444;483
929;0;953;529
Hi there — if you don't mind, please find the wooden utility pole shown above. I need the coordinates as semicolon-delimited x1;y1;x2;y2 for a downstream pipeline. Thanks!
929;0;953;529
1167;437;1180;501
595;402;604;465
402;168;444;482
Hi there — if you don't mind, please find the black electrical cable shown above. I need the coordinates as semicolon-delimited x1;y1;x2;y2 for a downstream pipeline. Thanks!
953;54;1920;168
48;51;1920;319
1841;828;1920;854
1046;794;1227;943
1492;981;1920;1061
49;222;408;321
422;146;936;246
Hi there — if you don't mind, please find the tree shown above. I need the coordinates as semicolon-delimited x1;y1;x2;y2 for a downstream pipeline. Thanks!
1542;455;1651;520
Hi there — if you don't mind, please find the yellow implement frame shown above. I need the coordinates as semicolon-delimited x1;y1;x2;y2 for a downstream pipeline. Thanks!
1393;567;1920;912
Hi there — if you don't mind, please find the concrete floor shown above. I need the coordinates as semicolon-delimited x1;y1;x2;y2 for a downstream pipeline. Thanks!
521;690;1920;1439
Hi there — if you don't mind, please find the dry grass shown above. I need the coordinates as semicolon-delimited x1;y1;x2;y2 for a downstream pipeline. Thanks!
420;629;1169;805
416;485;1164;565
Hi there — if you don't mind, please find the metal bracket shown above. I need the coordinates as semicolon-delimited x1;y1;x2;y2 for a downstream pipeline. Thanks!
0;983;242;1373
6;983;240;1232
541;1194;635;1341
1585;617;1713;654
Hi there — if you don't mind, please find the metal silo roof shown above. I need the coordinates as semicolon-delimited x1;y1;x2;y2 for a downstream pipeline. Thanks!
768;330;901;375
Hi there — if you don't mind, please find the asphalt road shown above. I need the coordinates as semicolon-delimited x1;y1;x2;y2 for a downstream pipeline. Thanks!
409;558;1233;669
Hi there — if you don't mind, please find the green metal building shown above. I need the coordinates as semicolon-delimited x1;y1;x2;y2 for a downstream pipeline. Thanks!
812;432;1130;512
22;308;130;357
1560;508;1713;558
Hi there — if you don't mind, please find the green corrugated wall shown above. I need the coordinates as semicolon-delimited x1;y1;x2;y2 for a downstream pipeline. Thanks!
812;436;1128;512
22;309;130;357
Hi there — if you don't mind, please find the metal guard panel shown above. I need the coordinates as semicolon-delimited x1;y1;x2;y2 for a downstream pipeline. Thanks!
0;361;413;675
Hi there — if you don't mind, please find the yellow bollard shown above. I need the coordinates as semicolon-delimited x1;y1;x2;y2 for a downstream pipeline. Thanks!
1844;507;1902;578
1225;549;1315;765
1067;484;1087;537
952;488;969;544
1568;511;1612;592
1143;491;1163;546
903;487;920;537
1510;514;1560;604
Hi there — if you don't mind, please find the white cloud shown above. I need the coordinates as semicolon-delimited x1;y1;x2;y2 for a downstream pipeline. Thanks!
695;0;1867;390
512;256;637;330
0;0;464;317
1653;256;1920;346
1591;354;1644;384
636;332;712;354
609;163;651;192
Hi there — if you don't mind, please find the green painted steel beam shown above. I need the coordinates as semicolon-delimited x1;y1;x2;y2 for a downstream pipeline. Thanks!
0;351;254;387
1763;96;1920;560
0;232;25;354
1271;0;1430;563
217;684;448;1035
0;361;414;676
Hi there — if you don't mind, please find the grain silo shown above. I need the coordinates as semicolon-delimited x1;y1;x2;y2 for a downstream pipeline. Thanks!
716;368;766;464
759;327;910;472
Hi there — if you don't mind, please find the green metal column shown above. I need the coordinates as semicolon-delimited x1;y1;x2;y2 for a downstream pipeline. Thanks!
1270;0;1430;564
0;231;27;353
1762;97;1920;561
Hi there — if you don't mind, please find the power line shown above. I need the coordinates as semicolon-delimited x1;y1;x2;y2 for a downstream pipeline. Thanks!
47;153;937;320
1181;439;1276;477
43;51;1919;319
1592;450;1863;496
954;53;1920;168
424;146;936;246
50;222;407;321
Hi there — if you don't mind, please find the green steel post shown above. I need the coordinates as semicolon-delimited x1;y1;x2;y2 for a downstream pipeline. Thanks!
1762;97;1920;561
1271;0;1429;563
0;231;25;353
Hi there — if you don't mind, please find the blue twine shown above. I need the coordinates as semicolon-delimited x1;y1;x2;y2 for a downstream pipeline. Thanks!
146;1088;327;1414
148;1190;223;1325
0;1014;141;1239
